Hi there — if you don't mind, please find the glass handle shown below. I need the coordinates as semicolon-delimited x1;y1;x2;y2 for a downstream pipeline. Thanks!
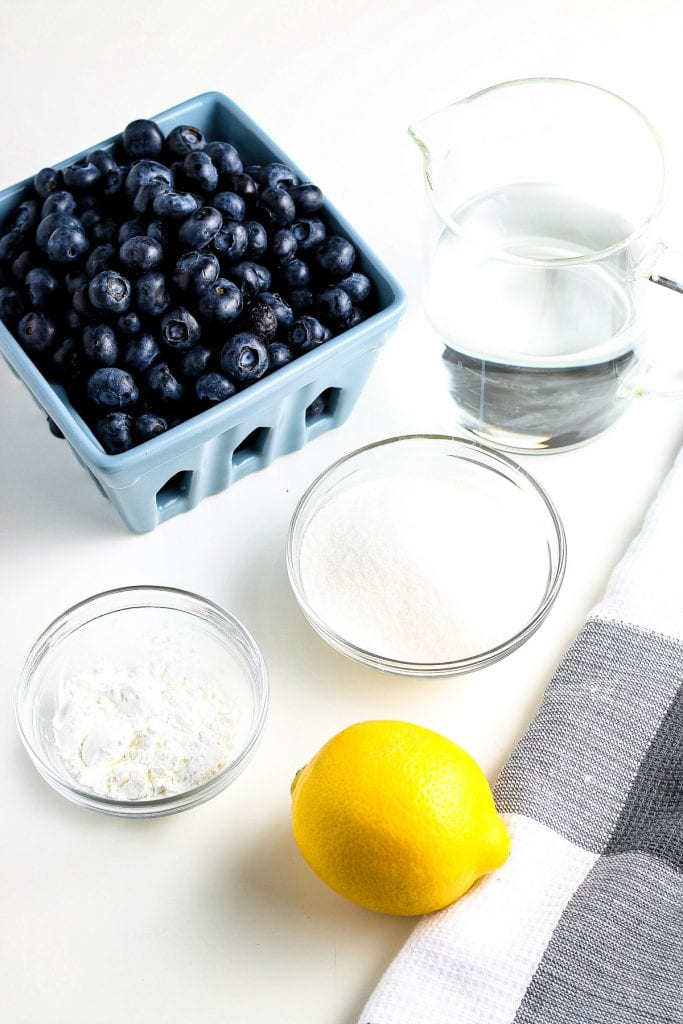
618;245;683;399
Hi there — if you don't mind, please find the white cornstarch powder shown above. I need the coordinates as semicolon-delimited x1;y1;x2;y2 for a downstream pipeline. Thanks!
53;661;240;800
299;475;549;664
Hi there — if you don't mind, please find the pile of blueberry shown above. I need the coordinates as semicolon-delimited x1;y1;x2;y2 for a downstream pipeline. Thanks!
0;118;374;453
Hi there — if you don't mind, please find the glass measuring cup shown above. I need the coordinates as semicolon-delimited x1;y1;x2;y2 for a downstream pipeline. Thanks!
409;78;683;453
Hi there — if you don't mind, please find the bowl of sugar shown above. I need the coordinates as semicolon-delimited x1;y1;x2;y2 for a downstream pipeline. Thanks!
287;435;566;676
16;586;268;817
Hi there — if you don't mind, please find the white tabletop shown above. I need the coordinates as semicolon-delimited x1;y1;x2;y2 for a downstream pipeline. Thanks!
3;2;683;1022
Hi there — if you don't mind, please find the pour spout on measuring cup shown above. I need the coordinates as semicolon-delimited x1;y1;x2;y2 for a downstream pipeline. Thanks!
408;102;462;178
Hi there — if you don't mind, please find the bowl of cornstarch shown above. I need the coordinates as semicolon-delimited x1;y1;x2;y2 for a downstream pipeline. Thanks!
16;586;268;817
287;435;566;676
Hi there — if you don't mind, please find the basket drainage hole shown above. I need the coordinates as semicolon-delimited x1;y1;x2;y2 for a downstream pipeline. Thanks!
232;427;270;467
156;470;193;510
306;388;340;424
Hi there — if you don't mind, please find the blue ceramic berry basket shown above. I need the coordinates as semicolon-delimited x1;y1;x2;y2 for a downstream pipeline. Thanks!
0;91;405;532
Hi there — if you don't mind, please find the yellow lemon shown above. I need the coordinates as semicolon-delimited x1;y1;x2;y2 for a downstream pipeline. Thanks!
290;720;510;916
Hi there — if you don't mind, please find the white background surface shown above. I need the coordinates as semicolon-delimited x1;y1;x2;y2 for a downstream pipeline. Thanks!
3;2;683;1022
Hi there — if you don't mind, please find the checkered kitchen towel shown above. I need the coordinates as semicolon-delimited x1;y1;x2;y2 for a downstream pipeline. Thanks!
361;450;683;1024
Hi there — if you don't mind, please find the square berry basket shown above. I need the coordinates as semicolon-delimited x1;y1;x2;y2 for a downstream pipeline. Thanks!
0;92;405;532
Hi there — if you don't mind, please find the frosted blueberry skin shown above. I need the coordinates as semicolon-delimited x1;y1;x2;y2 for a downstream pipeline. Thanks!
95;411;135;453
86;367;139;411
122;119;165;160
220;331;270;385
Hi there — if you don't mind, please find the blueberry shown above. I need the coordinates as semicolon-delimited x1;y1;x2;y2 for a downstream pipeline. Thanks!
347;307;365;329
180;344;213;378
195;372;236;407
316;284;354;326
160;307;201;351
267;341;294;370
226;262;261;302
288;287;314;314
63;309;84;334
63;160;101;191
87;366;139;410
135;412;168;442
36;213;81;252
101;166;127;199
257;187;296;226
315;236;356;277
290;315;326;352
118;219;145;244
11;249;34;282
146;362;185;404
240;300;278;342
116;311;142;337
269;228;297;265
52;336;84;383
152;190;199;220
243;220;268;259
178;206;222;249
17;311;57;354
88;148;118;177
136;271;170;318
33;167;63;199
289;183;324;214
205;141;243;177
173;251;220;294
0;230;29;263
338;272;371;302
259;291;294;332
89;270;131;314
212;221;248;262
220;332;269;385
82;323;118;366
125;160;174;201
119;235;163;273
91;218;119;245
197;277;243;323
64;270;88;296
96;412;135;453
133;179;170;215
47;415;64;439
305;395;327;420
72;283;95;320
0;285;25;325
10;198;40;233
40;191;76;219
167;125;206;157
86;243;118;278
145;220;170;249
182;151;218;194
280;258;311;289
212;191;247;222
79;195;100;212
122;119;165;160
123;332;160;374
223;172;258;204
292;217;326;250
252;162;299;190
25;267;60;307
80;208;104;234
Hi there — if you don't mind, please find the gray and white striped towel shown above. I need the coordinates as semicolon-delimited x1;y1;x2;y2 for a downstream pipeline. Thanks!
361;448;683;1024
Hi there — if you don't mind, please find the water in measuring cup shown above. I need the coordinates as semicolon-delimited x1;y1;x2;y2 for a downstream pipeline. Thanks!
426;183;643;450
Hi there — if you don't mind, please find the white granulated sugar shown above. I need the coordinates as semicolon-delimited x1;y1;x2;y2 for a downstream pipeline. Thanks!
53;661;241;800
299;475;548;664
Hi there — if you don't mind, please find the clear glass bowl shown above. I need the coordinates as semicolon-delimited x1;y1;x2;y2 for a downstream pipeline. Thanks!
15;586;269;818
287;435;566;676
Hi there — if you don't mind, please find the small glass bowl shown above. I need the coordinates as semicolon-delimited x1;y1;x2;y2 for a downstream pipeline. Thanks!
287;435;566;677
15;586;269;818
